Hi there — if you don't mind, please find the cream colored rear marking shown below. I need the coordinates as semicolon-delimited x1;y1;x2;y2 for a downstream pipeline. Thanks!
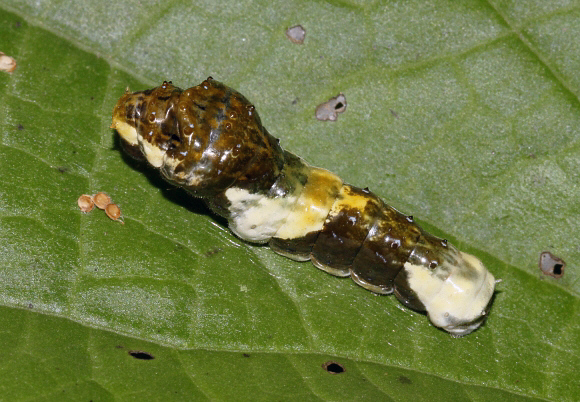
404;251;495;336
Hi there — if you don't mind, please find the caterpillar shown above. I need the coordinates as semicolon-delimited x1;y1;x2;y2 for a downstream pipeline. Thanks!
111;77;496;336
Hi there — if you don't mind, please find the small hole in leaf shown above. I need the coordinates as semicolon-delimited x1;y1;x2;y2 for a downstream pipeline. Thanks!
539;251;565;278
128;350;154;360
285;25;306;44
322;361;345;374
315;94;347;121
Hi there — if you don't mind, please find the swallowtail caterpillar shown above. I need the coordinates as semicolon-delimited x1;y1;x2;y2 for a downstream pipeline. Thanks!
111;77;496;336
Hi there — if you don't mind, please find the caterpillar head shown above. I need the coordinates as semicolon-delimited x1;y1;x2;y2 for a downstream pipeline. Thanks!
111;78;284;196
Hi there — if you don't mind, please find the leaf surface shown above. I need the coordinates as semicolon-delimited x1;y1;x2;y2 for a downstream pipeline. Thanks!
0;1;578;400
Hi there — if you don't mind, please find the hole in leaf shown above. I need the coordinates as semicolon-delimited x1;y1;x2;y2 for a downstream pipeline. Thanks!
285;25;305;44
539;251;565;278
322;361;345;374
128;350;154;360
315;94;347;121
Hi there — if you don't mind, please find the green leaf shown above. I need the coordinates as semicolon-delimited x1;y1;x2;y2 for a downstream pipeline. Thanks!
0;1;578;400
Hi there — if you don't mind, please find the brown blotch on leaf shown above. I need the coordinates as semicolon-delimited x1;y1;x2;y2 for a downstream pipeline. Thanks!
539;251;565;278
322;361;345;374
0;52;17;73
94;192;112;210
205;247;223;257
77;194;94;213
315;93;347;121
286;25;306;44
105;203;124;224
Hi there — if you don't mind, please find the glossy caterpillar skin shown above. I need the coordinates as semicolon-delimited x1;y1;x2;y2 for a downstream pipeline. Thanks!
111;77;496;336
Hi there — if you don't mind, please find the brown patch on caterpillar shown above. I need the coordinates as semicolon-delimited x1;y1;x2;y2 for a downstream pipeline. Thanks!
350;204;421;295
350;244;406;295
112;78;285;196
119;138;146;161
311;185;383;274
393;268;426;312
269;231;320;262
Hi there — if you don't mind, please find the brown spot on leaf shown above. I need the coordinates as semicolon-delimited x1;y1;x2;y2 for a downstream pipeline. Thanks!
105;203;124;224
77;194;94;213
286;25;305;44
0;52;17;73
539;251;565;278
205;248;223;257
315;94;347;121
93;192;111;210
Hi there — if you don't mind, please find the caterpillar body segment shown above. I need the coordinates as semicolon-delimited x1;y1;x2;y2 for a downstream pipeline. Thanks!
111;77;496;336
